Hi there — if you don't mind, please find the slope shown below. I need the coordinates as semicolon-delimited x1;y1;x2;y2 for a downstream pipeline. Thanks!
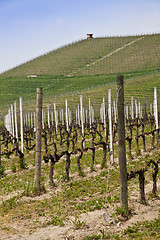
1;33;160;77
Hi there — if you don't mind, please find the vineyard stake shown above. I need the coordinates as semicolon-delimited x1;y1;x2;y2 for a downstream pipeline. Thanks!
131;96;134;119
65;99;69;131
113;100;117;124
42;109;44;129
89;98;92;128
54;102;58;134
108;89;114;164
47;104;50;129
154;87;159;144
0;136;1;168
34;112;36;131
31;112;33;128
34;88;43;192
117;75;128;211
103;97;107;136
77;104;80;125
150;103;153;115
135;100;138;118
61;108;64;125
138;101;141;118
14;101;18;145
11;104;15;141
28;112;30;128
125;105;128;120
80;95;85;148
19;97;24;154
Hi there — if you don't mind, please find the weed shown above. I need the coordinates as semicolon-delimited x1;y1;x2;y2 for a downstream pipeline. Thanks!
71;216;86;230
0;165;5;177
135;148;141;156
44;216;65;227
1;226;10;231
19;158;28;169
33;184;46;196
127;151;133;159
83;229;119;239
1;195;21;212
115;206;128;217
124;225;139;235
23;180;32;197
11;163;16;173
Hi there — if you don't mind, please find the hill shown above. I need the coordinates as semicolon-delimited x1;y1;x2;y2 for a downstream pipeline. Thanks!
1;33;160;77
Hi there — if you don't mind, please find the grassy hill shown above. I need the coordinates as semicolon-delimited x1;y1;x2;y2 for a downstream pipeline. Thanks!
1;33;160;77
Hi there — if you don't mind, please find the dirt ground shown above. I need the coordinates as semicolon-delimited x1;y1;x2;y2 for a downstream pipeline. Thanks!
0;178;160;240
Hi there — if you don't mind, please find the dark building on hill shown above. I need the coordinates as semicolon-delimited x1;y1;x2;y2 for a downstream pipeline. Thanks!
87;34;93;39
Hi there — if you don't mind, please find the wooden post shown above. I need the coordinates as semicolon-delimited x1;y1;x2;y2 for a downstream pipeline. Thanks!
34;88;43;192
117;75;128;211
108;89;114;164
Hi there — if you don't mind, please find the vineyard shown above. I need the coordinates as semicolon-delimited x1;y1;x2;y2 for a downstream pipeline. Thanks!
0;33;160;239
0;81;160;239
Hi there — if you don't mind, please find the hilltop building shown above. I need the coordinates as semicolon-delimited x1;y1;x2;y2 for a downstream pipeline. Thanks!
87;34;93;39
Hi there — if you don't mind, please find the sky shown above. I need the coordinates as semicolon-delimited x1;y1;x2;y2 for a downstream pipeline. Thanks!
0;0;160;73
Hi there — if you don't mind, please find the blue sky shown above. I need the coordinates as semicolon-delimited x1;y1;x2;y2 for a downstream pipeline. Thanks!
0;0;160;73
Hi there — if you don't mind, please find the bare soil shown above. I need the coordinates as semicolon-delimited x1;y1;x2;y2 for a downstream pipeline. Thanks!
0;176;160;240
